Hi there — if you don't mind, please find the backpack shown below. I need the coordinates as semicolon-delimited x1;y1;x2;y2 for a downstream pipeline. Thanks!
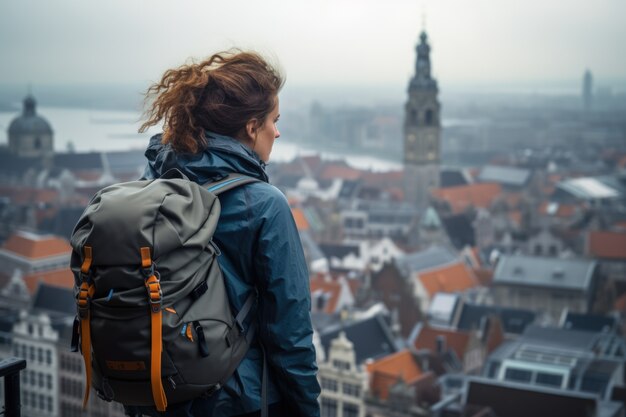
69;169;259;412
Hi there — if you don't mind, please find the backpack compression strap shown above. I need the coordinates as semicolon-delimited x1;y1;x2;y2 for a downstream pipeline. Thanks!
141;247;168;412
77;246;95;409
204;173;260;196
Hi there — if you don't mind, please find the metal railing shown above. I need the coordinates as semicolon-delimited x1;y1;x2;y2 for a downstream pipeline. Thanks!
0;357;26;417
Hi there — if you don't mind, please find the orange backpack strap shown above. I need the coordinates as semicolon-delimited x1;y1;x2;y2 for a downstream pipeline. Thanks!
141;247;168;412
77;246;95;409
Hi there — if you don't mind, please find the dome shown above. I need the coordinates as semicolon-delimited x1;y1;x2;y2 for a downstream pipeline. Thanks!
8;95;53;136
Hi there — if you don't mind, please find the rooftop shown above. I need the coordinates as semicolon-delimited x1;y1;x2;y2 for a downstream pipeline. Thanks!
588;230;626;260
1;230;71;259
431;183;502;214
417;262;478;297
366;349;423;400
493;255;596;292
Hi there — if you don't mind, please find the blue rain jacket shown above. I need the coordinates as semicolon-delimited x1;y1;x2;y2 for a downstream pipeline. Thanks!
140;132;321;416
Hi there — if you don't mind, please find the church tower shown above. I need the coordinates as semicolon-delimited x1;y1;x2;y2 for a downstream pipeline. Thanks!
403;31;441;209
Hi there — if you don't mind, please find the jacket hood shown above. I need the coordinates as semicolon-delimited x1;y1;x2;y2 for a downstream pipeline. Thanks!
144;132;269;183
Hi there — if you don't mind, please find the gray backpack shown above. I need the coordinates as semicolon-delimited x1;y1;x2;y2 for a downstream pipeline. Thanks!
69;169;259;412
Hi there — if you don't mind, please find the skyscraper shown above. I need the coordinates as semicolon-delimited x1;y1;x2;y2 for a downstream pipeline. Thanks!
403;31;441;209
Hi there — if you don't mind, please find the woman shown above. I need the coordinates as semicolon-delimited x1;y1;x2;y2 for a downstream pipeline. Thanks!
130;50;321;417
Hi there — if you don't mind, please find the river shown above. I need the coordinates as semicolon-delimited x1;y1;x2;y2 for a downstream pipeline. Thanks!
0;106;402;172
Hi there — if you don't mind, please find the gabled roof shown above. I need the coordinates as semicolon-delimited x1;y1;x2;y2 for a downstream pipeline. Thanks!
417;262;478;298
411;323;471;360
1;230;71;259
319;313;398;365
493;255;596;292
431;183;502;214
478;165;531;187
588;230;626;260
366;349;423;400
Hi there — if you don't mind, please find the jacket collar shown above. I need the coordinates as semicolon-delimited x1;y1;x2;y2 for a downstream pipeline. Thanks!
144;132;269;184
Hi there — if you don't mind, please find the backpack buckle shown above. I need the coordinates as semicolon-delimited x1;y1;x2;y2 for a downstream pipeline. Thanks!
145;273;162;312
77;282;93;318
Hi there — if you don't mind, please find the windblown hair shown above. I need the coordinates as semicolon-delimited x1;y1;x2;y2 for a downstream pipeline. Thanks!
139;50;284;154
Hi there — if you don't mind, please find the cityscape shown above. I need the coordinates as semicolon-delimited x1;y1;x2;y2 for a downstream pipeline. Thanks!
1;2;626;417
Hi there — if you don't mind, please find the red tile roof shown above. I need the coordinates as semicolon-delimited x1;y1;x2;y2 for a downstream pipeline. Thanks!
366;349;423;400
291;208;310;232
417;262;478;298
23;267;74;294
2;231;71;259
301;154;322;173
319;163;363;181
0;187;58;204
538;202;578;218
413;324;471;360
588;231;626;260
431;183;502;214
310;275;342;314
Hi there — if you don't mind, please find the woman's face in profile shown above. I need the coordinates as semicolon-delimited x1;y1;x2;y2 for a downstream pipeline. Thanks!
252;98;281;163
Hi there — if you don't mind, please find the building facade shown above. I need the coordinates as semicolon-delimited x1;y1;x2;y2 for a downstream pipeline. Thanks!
318;332;367;417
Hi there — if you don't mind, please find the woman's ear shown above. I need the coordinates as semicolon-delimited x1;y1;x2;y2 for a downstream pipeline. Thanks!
245;119;259;141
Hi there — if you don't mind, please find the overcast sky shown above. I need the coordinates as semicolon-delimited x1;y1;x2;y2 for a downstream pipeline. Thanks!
1;0;625;92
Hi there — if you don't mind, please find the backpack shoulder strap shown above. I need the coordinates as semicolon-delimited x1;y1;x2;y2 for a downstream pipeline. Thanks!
204;173;260;196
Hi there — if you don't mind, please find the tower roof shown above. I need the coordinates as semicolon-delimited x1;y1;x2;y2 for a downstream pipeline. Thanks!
8;95;53;136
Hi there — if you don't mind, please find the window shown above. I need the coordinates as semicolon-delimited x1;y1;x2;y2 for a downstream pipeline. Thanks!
47;374;52;389
321;398;338;417
343;403;359;417
536;372;563;388
321;377;338;392
38;347;43;363
332;360;350;371
46;349;52;365
343;383;361;397
425;109;434;125
504;368;532;383
29;346;35;361
47;396;53;413
39;372;44;388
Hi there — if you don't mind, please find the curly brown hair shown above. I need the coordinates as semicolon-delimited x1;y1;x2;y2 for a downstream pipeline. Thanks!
139;50;284;154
